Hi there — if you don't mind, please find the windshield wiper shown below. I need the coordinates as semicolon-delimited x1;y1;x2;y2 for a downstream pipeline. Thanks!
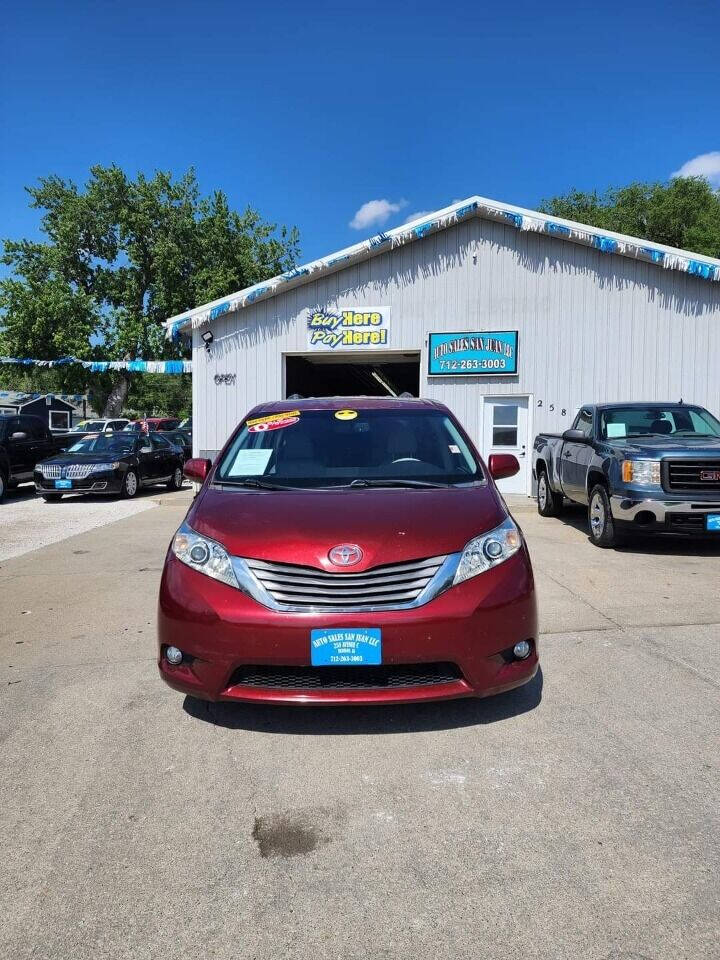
214;478;300;491
347;478;451;489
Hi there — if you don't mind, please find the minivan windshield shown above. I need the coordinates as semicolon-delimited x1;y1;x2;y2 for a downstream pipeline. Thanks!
600;405;720;440
215;408;482;488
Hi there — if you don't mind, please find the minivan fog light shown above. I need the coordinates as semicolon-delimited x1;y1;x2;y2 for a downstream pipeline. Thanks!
513;641;531;660
165;645;183;665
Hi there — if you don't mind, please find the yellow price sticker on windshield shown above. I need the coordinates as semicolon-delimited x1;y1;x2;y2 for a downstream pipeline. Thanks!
335;409;358;421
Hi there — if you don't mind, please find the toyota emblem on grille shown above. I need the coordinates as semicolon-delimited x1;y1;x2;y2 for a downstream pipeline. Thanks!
328;544;363;566
701;470;720;481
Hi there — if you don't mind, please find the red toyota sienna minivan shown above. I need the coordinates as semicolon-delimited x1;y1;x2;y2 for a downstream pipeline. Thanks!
158;397;538;705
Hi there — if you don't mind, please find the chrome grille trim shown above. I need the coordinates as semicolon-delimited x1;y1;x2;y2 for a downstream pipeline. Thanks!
41;463;95;480
41;464;62;479
234;552;461;613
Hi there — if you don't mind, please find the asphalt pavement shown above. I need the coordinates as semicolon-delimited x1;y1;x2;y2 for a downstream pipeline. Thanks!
1;495;718;959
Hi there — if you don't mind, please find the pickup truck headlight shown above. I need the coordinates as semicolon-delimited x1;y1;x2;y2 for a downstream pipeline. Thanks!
622;460;661;486
172;522;238;587
92;461;121;472
453;517;522;586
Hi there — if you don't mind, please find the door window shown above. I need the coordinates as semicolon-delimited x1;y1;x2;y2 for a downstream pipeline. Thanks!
21;418;45;440
573;409;594;437
150;435;171;450
492;404;518;447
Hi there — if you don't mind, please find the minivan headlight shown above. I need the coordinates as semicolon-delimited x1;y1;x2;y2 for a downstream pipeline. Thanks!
172;522;238;587
453;517;522;586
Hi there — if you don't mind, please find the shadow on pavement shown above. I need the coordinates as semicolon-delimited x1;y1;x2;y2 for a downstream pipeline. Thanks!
182;667;543;735
547;502;720;557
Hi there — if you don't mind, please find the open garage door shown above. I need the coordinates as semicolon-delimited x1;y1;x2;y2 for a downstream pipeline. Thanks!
285;353;420;399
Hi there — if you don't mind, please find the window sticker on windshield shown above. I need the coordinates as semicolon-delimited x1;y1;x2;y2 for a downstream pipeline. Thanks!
246;410;300;428
335;409;358;421
606;423;627;438
248;416;299;434
227;449;273;476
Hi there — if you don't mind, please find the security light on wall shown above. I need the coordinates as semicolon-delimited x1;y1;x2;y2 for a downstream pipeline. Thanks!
201;330;214;352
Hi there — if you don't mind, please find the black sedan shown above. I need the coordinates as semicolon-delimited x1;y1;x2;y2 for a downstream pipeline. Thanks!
34;432;184;501
162;429;192;461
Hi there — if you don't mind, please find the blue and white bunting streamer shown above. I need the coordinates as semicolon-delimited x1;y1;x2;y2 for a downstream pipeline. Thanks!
162;195;720;337
0;356;192;374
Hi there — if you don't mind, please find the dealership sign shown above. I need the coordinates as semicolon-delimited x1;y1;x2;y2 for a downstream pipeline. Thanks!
307;307;390;350
428;330;518;376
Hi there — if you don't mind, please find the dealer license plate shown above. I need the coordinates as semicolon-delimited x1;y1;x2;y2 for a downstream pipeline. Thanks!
55;479;72;489
706;514;720;532
310;628;382;666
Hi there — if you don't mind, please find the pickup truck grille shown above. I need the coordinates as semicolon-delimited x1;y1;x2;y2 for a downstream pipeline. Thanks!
664;460;720;492
245;555;447;611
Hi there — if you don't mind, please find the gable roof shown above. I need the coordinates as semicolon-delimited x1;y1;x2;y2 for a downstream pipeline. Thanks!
163;194;720;339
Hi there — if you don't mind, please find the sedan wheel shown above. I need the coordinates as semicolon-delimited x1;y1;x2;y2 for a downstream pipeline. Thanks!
167;466;183;490
122;470;139;499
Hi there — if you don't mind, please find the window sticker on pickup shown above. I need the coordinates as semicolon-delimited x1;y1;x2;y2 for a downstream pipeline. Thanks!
606;423;627;438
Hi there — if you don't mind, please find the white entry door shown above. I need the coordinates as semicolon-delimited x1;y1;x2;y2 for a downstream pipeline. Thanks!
482;396;530;495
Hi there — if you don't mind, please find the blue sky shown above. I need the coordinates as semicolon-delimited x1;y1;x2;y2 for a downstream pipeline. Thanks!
2;0;719;275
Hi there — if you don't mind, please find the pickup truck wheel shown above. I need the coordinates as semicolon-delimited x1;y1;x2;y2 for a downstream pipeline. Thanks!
537;470;563;517
588;484;623;548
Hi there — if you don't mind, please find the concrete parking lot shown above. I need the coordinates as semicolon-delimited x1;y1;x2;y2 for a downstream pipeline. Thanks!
1;494;718;959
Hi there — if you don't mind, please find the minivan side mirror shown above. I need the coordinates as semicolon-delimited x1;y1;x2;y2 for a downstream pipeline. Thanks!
184;458;211;483
562;429;590;443
488;453;520;481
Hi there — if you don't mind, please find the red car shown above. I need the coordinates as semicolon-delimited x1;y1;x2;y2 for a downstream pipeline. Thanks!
158;398;538;705
124;417;181;433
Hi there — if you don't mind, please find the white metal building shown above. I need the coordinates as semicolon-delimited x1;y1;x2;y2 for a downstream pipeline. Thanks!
163;195;720;495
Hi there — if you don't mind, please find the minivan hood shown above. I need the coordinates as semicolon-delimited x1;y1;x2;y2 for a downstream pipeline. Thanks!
189;484;507;569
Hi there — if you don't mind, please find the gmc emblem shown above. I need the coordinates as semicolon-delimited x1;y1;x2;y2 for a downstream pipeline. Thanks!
700;470;720;481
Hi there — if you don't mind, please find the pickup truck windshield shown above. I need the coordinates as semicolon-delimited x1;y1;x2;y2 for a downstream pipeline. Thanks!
216;408;482;488
600;405;720;440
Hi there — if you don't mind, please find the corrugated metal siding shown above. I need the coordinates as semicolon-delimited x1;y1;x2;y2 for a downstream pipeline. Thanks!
193;217;720;460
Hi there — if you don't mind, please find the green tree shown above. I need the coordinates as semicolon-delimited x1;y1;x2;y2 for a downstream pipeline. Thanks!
540;177;720;258
0;165;300;414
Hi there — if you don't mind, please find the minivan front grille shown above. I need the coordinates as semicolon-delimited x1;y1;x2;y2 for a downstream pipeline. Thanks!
665;459;720;491
228;662;463;690
245;555;447;611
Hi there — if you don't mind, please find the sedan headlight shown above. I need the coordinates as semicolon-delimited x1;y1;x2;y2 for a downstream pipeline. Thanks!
453;517;522;586
92;461;120;472
621;459;661;486
171;521;238;587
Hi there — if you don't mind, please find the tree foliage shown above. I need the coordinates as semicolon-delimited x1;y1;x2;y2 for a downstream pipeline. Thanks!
540;177;720;258
0;165;300;414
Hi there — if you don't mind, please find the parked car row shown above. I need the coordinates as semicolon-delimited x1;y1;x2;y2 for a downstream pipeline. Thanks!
0;413;192;501
533;401;720;547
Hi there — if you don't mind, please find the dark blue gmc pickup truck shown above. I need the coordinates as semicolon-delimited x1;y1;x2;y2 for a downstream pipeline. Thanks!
533;402;720;547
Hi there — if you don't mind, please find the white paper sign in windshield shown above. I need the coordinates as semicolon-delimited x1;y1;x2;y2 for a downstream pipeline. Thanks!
228;449;273;476
606;423;627;438
307;307;390;350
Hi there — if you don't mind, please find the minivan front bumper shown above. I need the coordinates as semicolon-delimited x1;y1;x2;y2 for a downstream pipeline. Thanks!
157;548;538;705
